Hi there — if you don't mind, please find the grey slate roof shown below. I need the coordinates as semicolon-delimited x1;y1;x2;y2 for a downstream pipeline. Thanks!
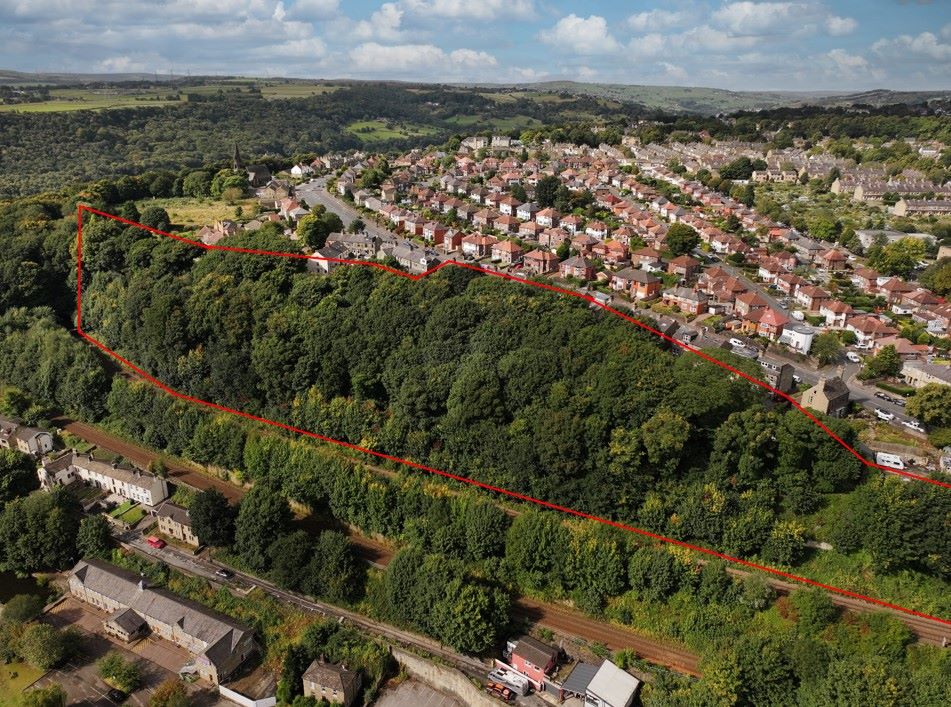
303;659;359;694
155;501;192;529
107;607;147;634
513;635;557;668
71;559;252;671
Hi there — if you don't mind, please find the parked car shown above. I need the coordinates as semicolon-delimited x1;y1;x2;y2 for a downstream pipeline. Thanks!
874;391;889;400
215;568;234;580
875;408;895;421
146;536;166;549
485;682;515;703
875;452;905;470
846;351;862;363
106;688;127;704
902;420;925;432
729;337;746;347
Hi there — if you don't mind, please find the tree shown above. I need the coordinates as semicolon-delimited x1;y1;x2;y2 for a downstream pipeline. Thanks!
867;237;926;278
347;218;365;233
0;488;82;573
139;206;171;232
20;685;67;707
269;530;313;590
505;511;568;591
665;223;700;256
305;530;361;603
535;175;560;208
556;239;570;260
906;383;951;428
181;171;212;198
860;345;902;379
297;211;344;249
234;484;292;571
639;408;690;478
811;331;842;366
510;184;527;202
189;489;235;547
789;588;838;635
98;651;142;693
76;515;112;559
0;448;39;505
919;257;951;296
17;623;67;670
149;679;190;707
1;594;45;624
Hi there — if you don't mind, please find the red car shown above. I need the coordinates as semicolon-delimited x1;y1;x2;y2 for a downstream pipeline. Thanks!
485;682;515;704
146;536;166;549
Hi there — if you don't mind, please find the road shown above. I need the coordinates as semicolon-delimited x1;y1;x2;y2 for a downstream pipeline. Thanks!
296;177;393;242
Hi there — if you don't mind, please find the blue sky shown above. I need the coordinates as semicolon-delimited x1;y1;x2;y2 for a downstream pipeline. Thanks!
1;1;949;91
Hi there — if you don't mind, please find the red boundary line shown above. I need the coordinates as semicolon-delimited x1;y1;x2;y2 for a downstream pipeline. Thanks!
74;205;951;629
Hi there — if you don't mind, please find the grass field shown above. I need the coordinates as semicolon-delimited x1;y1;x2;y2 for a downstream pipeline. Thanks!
136;197;258;228
445;114;543;131
259;83;340;99
346;119;440;142
0;87;184;113
0;661;44;703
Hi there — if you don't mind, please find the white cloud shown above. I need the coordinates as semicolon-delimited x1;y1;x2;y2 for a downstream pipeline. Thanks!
348;41;496;75
288;0;340;20
97;55;146;72
627;33;666;60
400;0;534;21
354;2;405;41
873;30;951;62
627;9;690;32
826;15;856;36
541;14;620;55
659;62;688;81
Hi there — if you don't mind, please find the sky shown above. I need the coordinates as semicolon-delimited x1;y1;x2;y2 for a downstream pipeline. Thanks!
1;1;949;91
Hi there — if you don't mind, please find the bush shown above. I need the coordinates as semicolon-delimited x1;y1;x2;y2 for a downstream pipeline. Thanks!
98;651;142;693
1;594;46;624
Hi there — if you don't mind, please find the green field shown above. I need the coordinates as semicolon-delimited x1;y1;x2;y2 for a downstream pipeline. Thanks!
136;197;258;228
346;119;440;142
445;114;543;131
0;661;44;703
0;87;184;113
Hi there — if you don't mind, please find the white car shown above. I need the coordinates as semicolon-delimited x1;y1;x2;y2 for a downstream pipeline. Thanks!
875;408;895;421
846;351;862;363
729;337;746;348
902;420;925;432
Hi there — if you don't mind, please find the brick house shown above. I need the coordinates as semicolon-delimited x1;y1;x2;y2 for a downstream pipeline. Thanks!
662;287;709;315
667;255;701;282
611;268;661;300
508;636;558;689
492;240;524;265
153;501;199;547
559;255;595;280
523;249;559;275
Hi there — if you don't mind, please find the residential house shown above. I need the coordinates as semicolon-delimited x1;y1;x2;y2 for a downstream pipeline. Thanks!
611;268;661;301
39;451;168;506
902;362;951;388
492;240;524;265
593;240;629;266
516;203;539;221
819;300;854;328
846;315;898;348
69;559;256;684
631;247;663;271
585;220;610;239
561;214;583;235
302;659;361;707
0;416;54;457
421;222;448;245
559;256;595;281
801;377;850;417
776;273;807;297
662;287;709;315
871;336;929;361
667;255;701;282
850;267;880;293
879;278;915;306
571;234;600;255
536;208;560;228
508;636;558;690
815;248;848;271
734;292;768;318
153;501;199;547
778;322;816;354
498;195;522;216
462;234;498;259
745;307;789;340
795;285;830;311
519;221;545;240
523;249;559;275
390;240;442;275
540;228;569;250
325;233;377;259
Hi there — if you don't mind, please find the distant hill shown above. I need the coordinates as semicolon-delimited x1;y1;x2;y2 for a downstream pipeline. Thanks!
0;69;184;85
462;80;951;115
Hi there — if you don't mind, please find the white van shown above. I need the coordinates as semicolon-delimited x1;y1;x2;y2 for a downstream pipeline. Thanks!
875;452;905;470
846;351;862;363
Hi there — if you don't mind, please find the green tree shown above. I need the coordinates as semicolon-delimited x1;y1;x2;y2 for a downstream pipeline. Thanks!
148;679;190;707
639;408;690;478
867;237;926;278
811;331;842;366
505;511;568;592
234;484;292;571
348;218;365;233
139;206;171;232
0;488;82;573
919;257;951;296
297;211;344;249
76;515;112;559
269;530;313;590
304;530;361;603
189;489;235;547
19;685;67;707
17;623;67;670
906;383;951;428
535;175;560;208
1;594;45;624
98;651;142;693
860;345;902;379
181;171;212;198
665;223;700;257
789;588;838;635
0;448;39;505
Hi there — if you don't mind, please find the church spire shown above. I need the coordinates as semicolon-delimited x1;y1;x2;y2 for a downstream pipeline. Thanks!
232;142;244;171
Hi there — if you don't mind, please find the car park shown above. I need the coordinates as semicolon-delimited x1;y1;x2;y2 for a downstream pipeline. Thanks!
875;408;895;421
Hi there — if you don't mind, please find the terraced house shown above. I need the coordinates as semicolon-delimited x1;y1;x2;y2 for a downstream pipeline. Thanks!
69;559;257;684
